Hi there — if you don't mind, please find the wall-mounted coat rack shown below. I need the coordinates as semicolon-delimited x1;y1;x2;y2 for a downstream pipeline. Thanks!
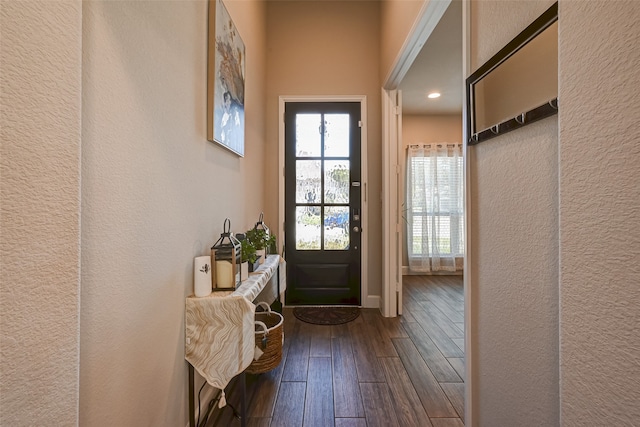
466;2;558;145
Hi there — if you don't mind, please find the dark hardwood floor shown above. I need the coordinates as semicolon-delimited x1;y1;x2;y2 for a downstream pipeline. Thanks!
204;275;464;427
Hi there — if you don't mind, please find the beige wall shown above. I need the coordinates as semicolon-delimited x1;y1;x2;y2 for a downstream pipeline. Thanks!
265;0;383;298
380;0;425;82
78;1;266;425
1;1;82;424
558;1;640;424
469;0;559;425
401;114;462;267
403;114;462;146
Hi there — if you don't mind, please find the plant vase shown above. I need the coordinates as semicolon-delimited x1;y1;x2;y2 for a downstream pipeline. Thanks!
241;261;249;281
249;256;261;272
255;249;266;265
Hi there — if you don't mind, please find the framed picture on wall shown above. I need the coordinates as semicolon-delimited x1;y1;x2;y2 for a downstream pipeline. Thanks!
207;0;245;157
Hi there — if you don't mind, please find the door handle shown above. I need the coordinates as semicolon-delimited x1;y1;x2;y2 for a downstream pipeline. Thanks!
353;226;360;233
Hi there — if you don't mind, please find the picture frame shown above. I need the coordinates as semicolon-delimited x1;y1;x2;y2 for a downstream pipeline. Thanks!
207;0;245;156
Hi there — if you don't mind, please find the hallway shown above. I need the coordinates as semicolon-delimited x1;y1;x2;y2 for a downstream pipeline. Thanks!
207;275;465;427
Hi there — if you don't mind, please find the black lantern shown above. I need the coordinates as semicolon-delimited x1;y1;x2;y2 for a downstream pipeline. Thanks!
211;218;242;290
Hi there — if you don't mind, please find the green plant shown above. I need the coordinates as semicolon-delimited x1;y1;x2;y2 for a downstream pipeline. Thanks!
265;232;277;254
246;228;268;250
240;238;257;264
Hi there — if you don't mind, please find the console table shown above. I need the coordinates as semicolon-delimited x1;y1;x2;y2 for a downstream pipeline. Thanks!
185;254;285;427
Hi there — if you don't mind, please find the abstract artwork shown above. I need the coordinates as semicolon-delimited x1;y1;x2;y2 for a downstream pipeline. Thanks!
207;0;245;156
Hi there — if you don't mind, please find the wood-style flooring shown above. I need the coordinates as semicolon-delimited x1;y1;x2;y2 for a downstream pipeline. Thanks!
204;275;464;427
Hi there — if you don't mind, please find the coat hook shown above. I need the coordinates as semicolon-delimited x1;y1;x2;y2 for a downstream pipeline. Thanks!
491;124;500;135
515;113;526;125
549;98;558;109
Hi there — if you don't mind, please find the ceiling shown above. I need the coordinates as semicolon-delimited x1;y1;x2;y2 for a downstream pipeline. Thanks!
399;0;463;115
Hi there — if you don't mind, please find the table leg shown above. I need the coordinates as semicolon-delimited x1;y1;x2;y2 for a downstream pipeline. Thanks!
240;371;247;427
189;363;195;427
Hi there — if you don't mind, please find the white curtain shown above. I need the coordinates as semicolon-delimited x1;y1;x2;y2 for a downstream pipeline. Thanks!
406;143;464;272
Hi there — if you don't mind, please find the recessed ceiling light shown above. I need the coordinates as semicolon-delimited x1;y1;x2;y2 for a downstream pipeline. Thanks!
427;92;441;99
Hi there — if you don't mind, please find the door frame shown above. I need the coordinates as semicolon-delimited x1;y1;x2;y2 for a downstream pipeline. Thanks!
278;95;373;308
381;0;473;424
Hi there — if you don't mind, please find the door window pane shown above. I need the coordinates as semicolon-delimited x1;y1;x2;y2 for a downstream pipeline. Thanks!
296;206;321;250
324;160;350;204
324;114;350;157
324;206;349;250
296;114;321;156
296;160;321;204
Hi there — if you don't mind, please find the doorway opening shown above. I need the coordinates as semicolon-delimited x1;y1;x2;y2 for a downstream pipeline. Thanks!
382;0;469;423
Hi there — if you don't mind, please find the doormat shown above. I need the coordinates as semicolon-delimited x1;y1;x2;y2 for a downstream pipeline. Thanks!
293;306;360;325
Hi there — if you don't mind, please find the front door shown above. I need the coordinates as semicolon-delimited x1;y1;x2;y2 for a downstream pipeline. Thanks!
284;102;361;305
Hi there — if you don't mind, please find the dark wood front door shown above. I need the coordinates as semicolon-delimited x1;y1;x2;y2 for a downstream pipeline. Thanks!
284;102;361;305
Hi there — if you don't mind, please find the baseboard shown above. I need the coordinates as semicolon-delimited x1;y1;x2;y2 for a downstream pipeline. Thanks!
402;266;463;276
362;294;380;309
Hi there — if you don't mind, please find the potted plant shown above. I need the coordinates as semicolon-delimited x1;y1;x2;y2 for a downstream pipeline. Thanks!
240;238;260;276
246;228;268;265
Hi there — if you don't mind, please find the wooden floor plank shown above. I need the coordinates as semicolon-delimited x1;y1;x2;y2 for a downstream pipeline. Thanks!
410;306;464;358
271;381;306;427
347;321;386;382
418;301;464;340
282;321;311;381
402;321;462;383
207;276;465;427
361;309;398;357
452;338;465;353
331;337;365;418
371;308;409;338
392;338;458;418
331;322;350;339
309;324;332;357
304;357;334;427
447;358;465;380
335;418;367;427
441;382;465;422
427;293;464;324
380;357;433;427
360;383;400;427
430;418;465;427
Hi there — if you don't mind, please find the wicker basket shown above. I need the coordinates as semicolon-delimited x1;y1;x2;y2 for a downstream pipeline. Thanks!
245;302;284;375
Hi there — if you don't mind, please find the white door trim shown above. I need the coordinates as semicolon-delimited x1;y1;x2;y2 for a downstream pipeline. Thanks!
278;95;372;308
381;89;402;318
462;0;473;424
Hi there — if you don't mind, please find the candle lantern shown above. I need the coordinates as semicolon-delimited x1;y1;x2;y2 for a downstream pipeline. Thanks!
211;218;242;290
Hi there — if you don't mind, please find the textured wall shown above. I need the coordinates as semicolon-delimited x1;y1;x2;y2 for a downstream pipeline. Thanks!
558;1;640;424
0;1;82;425
265;0;382;299
469;1;559;425
80;1;266;425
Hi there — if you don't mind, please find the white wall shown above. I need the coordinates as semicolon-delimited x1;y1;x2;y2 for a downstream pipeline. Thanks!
79;1;266;425
1;1;82;425
558;1;640;424
468;1;559;425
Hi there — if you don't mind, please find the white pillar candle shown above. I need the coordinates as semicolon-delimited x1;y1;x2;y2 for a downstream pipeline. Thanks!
216;260;234;288
194;256;212;297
